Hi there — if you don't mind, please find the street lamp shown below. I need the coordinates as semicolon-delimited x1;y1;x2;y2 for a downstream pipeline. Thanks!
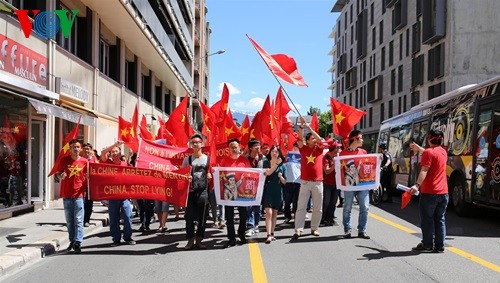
189;49;225;98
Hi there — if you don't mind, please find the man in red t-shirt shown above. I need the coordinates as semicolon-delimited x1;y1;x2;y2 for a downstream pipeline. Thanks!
219;138;251;248
410;129;448;253
55;139;87;254
100;141;135;247
321;140;341;226
339;130;371;239
292;116;324;239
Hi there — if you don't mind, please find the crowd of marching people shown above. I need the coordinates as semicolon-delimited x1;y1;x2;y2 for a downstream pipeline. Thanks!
54;116;448;255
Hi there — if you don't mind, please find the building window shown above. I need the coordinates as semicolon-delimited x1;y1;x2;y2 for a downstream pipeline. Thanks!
379;21;384;44
428;43;445;81
403;94;407;112
368;75;383;102
372;27;376;50
398;65;403;92
392;0;408;31
389;40;394;66
388;100;393;118
346;67;358;90
142;74;152;103
406;29;410;57
56;4;78;56
99;39;109;76
422;0;446;44
411;91;420;107
399;34;403;60
370;3;374;25
411;54;424;88
416;0;422;17
412;21;421;54
356;9;368;60
391;69;396;95
398;96;402;115
381;47;386;71
428;82;445;100
381;102;385;122
155;85;163;110
125;60;137;92
369;107;373;127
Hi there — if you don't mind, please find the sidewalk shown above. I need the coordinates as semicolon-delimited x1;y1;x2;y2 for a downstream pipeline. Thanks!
0;201;109;278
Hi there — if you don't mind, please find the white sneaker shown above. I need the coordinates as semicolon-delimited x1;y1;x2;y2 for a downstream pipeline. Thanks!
245;229;255;237
254;227;259;234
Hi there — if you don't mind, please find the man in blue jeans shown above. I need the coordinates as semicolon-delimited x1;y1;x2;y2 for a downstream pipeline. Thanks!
245;139;266;237
339;130;371;239
410;129;448;253
54;139;88;254
101;141;136;246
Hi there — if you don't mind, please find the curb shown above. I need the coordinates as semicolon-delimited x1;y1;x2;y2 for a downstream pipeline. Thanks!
0;215;109;278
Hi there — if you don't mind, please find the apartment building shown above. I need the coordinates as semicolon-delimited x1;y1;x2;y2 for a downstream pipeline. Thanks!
330;0;500;152
0;0;210;216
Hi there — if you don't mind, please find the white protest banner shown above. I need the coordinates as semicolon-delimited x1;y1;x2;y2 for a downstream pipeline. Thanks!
335;153;381;191
213;167;265;206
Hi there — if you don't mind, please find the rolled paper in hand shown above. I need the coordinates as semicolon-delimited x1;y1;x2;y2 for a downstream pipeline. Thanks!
396;184;420;196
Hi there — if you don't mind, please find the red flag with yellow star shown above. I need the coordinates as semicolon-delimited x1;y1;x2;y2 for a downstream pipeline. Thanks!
260;95;278;143
165;96;193;146
249;111;262;142
118;106;139;152
330;97;366;138
240;115;251;147
200;101;216;144
48;117;81;176
210;83;230;125
224;110;242;140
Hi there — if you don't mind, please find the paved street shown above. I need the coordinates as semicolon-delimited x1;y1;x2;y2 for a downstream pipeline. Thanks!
1;199;499;282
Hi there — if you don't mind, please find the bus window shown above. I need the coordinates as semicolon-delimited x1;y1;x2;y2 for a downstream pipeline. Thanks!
401;124;413;158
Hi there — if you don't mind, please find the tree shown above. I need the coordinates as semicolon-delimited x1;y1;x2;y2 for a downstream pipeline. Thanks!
307;106;321;116
319;110;333;138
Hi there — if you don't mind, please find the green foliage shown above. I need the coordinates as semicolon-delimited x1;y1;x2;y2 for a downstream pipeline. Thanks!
307;106;321;116
318;110;333;138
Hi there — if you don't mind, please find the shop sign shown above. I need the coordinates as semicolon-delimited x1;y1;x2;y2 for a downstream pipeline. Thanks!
55;77;89;103
0;34;47;86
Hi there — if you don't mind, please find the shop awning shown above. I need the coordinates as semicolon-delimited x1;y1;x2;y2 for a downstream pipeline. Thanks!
29;99;96;126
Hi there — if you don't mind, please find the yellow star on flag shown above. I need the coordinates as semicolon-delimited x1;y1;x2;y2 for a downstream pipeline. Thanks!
204;114;210;121
335;111;346;125
121;128;129;137
181;114;185;123
62;142;70;154
223;103;228;111
306;154;315;164
68;164;83;178
13;126;19;134
129;127;135;138
250;129;256;139
269;115;274;129
241;127;249;136
341;160;347;169
225;126;234;136
206;126;211;133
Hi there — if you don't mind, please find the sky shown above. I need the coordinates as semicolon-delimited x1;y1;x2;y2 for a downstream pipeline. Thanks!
206;0;340;115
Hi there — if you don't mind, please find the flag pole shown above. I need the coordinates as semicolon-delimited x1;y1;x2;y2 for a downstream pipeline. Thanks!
246;35;304;119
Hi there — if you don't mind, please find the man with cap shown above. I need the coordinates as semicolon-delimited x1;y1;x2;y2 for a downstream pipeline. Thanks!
379;142;394;202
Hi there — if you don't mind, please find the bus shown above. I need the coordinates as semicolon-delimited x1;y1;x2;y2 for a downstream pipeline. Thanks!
378;75;500;216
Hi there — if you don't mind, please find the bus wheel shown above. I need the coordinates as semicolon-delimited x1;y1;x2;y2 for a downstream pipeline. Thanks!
450;177;471;216
371;185;384;206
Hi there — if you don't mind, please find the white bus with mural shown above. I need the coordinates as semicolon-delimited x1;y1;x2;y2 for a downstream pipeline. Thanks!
378;75;500;216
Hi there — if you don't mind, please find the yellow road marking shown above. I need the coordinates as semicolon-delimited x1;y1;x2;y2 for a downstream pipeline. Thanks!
369;212;500;273
369;212;417;233
447;247;500;273
248;242;268;283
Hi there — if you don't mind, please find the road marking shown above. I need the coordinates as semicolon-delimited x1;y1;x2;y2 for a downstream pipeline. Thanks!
248;242;268;283
369;212;500;273
369;212;417;233
447;247;500;273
